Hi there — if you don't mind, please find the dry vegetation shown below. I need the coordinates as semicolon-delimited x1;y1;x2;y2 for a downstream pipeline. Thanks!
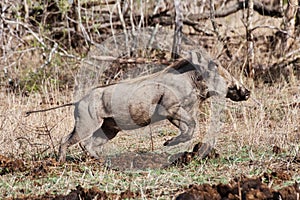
0;0;300;199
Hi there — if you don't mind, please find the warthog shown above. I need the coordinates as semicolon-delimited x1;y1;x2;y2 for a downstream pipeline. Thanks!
26;51;250;162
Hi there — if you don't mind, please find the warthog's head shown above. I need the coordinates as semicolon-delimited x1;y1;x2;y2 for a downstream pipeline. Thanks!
189;51;250;102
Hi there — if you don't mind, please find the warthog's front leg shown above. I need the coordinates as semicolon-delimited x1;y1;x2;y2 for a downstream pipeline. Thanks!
196;142;213;159
164;107;196;146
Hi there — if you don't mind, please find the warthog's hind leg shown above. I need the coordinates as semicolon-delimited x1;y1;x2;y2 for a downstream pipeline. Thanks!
58;127;80;162
164;107;196;146
81;125;119;159
58;119;105;162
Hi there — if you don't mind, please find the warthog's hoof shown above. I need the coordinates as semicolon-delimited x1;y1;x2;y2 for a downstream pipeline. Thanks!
163;136;193;146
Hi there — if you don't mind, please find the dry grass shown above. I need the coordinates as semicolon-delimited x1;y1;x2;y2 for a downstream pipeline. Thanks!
0;75;299;199
1;0;299;198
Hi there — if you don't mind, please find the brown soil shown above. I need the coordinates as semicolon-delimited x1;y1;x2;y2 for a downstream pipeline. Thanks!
11;177;300;200
6;170;300;200
8;185;139;200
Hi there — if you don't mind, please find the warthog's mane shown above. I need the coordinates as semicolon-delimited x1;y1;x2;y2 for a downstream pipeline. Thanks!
92;55;195;90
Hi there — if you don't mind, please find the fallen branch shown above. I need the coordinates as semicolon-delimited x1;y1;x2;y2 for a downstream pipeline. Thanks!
254;48;300;80
89;55;171;65
272;48;300;68
71;1;283;37
187;0;283;21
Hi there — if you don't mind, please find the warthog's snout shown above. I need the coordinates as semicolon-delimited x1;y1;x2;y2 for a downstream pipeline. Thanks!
215;64;250;102
226;85;250;101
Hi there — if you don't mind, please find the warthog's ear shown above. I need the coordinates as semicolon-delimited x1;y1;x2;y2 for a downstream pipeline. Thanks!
190;51;202;65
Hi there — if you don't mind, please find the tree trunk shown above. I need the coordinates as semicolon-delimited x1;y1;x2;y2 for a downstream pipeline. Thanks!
281;0;298;53
295;0;300;34
246;0;255;78
171;0;183;60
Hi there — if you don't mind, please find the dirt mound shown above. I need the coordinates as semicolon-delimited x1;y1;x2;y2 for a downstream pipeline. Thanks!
0;155;26;175
0;154;59;178
52;185;138;200
176;175;300;200
7;185;138;200
105;142;219;170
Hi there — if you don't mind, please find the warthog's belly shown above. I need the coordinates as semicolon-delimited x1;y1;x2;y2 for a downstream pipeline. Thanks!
98;72;198;131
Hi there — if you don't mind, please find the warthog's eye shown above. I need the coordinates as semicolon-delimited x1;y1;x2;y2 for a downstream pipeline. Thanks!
196;74;203;81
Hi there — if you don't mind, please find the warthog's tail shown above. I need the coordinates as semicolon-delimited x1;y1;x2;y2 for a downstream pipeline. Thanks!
25;102;75;117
